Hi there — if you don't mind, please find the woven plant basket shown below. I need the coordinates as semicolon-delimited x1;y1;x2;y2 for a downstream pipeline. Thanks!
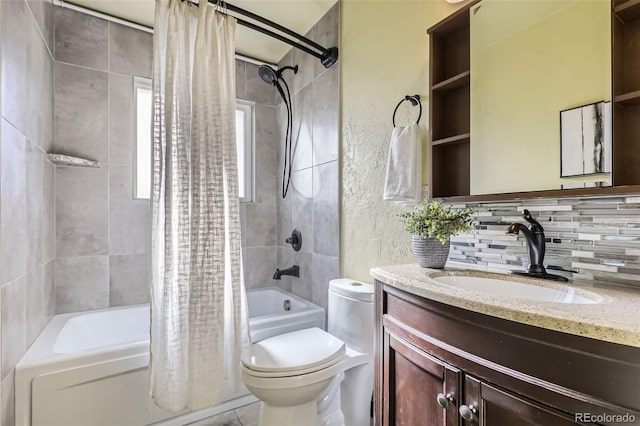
412;236;450;269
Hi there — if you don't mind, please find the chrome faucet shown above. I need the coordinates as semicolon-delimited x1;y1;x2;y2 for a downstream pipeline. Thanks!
272;265;299;280
507;210;567;282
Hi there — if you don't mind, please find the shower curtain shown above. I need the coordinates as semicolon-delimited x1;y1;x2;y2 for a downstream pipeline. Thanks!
149;0;249;412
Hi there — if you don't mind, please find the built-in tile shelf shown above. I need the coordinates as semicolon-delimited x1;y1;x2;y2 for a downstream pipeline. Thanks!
48;153;100;168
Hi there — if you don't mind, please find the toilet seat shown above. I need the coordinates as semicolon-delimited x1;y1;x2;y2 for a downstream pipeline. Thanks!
241;328;346;378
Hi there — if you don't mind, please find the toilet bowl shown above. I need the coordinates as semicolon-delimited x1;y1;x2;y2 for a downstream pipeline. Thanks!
240;279;374;426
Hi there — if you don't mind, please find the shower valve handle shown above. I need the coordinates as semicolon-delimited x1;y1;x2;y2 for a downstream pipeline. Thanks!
286;229;302;252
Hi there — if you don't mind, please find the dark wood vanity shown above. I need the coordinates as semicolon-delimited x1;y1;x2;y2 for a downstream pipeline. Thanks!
373;281;640;425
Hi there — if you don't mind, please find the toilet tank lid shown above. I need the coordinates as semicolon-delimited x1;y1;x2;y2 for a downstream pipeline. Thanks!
329;279;374;302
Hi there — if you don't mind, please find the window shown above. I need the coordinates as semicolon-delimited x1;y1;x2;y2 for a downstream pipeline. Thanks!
134;78;255;202
134;77;152;200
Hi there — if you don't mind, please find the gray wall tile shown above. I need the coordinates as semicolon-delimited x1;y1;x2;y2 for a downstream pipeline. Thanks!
1;0;53;151
26;268;44;346
312;65;339;165
277;184;292;248
243;247;277;290
26;143;45;268
292;168;314;253
109;73;133;165
311;254;339;311
1;277;27;379
109;255;149;306
27;0;54;53
43;261;55;319
245;62;276;106
291;251;313;301
289;46;314;96
275;247;293;292
1;120;29;285
43;160;55;263
255;104;277;179
109;165;150;255
54;62;108;162
313;161;339;257
1;369;15;426
1;0;30;136
54;6;108;70
235;59;246;99
245;175;277;247
55;166;108;257
311;3;340;78
55;256;109;313
291;84;313;171
109;22;152;77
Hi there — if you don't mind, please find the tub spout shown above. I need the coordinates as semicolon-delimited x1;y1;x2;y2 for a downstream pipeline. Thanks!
273;265;299;280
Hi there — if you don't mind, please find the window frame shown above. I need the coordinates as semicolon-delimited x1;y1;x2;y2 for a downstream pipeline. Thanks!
132;77;256;203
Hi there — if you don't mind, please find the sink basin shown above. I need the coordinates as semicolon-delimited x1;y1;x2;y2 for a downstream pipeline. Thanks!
428;272;602;304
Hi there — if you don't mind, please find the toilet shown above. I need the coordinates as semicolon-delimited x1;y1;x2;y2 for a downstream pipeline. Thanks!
240;278;374;426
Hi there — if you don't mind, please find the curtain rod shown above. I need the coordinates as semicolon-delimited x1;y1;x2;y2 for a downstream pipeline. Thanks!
201;0;339;69
53;0;278;67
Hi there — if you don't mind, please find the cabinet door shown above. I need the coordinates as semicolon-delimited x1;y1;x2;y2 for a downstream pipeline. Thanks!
462;376;585;426
383;331;460;426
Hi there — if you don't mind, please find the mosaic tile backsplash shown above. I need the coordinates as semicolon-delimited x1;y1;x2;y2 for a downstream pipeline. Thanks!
448;195;640;287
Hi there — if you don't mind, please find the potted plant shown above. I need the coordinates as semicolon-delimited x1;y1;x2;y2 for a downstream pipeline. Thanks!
399;201;474;269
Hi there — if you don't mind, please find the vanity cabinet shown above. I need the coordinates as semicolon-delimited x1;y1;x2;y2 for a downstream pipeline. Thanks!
374;281;640;426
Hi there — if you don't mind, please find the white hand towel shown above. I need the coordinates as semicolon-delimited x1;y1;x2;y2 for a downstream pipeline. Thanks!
383;123;423;205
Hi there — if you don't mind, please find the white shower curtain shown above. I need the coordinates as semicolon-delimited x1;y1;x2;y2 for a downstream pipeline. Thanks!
149;0;249;412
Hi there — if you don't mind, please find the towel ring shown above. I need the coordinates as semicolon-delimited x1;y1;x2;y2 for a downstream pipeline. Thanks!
392;95;422;127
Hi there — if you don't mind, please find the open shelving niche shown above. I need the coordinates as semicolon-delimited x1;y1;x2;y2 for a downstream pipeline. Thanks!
427;3;475;199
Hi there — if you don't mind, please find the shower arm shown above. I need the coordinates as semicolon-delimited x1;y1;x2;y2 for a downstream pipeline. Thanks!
201;0;339;68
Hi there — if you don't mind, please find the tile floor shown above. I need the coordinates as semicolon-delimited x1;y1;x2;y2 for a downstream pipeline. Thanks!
187;401;260;426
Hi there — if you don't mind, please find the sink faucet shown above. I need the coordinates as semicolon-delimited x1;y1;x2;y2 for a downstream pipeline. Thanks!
273;265;299;280
507;210;567;282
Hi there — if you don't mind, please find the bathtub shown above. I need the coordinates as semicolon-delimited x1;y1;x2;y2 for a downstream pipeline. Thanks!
15;287;324;426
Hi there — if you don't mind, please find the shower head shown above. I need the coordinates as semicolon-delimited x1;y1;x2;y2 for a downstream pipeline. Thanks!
258;65;278;85
257;64;299;85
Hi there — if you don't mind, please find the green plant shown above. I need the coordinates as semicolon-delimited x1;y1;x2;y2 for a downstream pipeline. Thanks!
399;201;474;244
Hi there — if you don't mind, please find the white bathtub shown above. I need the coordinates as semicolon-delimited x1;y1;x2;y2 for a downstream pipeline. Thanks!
15;287;324;426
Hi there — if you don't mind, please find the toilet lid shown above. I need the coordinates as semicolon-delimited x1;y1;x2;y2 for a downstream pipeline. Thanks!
241;328;345;374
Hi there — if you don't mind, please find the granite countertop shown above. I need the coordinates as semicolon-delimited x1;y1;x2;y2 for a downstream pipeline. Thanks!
370;264;640;348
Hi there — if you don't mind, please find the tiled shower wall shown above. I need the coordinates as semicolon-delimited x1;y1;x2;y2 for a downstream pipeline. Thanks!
450;196;640;287
275;4;341;311
52;7;153;313
50;6;283;312
0;0;54;426
1;0;55;424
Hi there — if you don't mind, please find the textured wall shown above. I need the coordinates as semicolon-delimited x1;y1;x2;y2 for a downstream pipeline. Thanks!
275;3;340;311
340;0;462;283
0;0;56;424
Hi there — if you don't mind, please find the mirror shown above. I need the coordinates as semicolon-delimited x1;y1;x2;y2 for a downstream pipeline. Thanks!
470;0;611;195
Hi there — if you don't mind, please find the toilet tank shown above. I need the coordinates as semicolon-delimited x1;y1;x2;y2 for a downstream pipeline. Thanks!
327;279;374;356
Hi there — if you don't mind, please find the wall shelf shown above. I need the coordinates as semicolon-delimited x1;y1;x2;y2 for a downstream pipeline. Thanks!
432;133;470;146
48;153;100;168
614;89;640;106
432;71;471;93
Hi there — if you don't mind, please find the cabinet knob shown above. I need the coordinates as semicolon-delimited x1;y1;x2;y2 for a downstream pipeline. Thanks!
436;392;455;408
459;404;478;421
